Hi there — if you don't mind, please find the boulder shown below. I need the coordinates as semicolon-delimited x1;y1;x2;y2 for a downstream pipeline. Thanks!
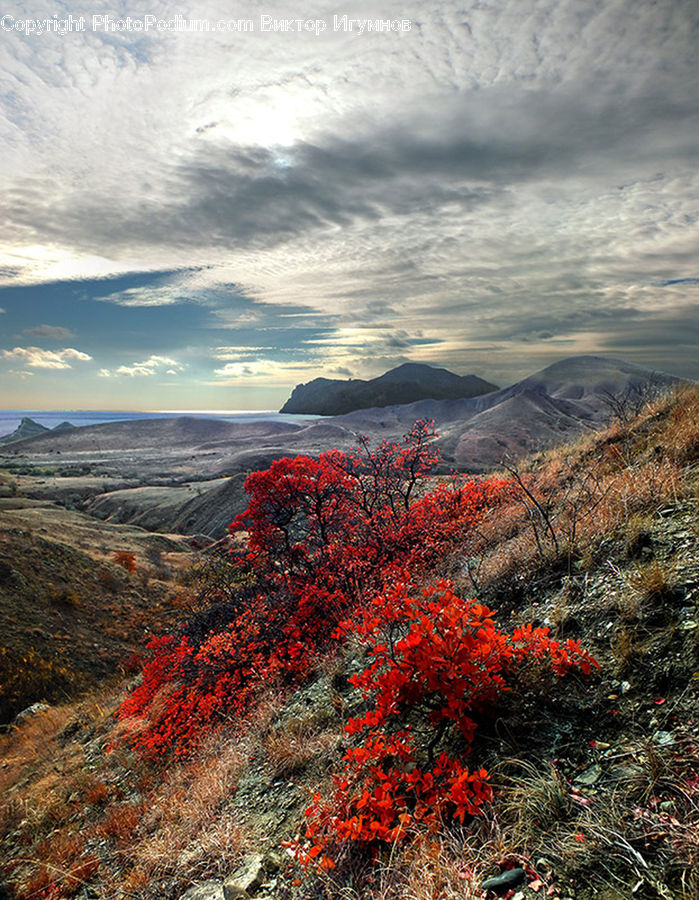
481;867;526;893
13;702;49;725
223;853;280;900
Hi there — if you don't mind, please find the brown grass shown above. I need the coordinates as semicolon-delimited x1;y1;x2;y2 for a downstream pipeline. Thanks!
450;385;698;599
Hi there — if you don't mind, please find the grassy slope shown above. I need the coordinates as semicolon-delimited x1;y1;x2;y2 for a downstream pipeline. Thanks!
1;386;697;900
0;487;196;723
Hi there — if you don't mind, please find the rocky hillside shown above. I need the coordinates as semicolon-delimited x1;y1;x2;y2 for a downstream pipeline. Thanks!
280;362;498;415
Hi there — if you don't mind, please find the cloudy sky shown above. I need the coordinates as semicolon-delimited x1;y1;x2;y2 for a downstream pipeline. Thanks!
1;0;697;410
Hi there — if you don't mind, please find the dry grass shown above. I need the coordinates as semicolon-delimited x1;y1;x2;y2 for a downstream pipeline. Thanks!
496;759;575;837
450;385;698;600
627;559;679;605
263;713;345;781
119;757;247;891
4;716;252;898
611;625;639;675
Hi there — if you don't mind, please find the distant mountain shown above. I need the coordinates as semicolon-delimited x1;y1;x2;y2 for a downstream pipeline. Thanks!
1;357;687;496
280;363;498;415
0;417;50;444
336;356;685;470
52;421;77;434
0;417;78;445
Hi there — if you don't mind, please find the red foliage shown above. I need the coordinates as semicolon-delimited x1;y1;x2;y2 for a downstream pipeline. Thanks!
117;422;510;758
115;418;600;865
113;551;136;573
297;579;598;863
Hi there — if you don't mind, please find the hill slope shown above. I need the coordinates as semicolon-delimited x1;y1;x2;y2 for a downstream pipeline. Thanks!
0;357;688;537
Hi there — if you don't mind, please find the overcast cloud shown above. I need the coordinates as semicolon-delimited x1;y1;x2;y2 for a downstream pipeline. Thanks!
0;0;697;409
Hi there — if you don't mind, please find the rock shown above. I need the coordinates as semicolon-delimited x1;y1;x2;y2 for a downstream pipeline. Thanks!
179;882;224;900
481;868;526;893
223;853;280;900
574;763;602;785
13;702;49;725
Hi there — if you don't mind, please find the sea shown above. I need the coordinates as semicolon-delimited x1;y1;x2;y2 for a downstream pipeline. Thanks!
0;409;317;439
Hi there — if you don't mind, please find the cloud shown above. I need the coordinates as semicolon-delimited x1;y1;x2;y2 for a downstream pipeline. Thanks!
0;346;92;369
23;324;75;339
114;354;184;377
0;307;5;314
1;0;698;392
214;360;284;378
213;346;276;360
212;358;315;383
97;284;187;307
0;266;23;281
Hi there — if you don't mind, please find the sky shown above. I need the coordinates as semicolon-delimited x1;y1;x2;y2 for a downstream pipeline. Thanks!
0;0;697;411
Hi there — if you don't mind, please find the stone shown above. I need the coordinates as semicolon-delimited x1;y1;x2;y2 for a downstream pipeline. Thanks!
574;762;602;785
223;854;280;900
481;868;526;893
12;702;49;725
179;882;224;900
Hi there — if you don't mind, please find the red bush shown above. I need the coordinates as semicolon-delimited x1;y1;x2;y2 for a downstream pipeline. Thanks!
113;551;136;573
117;423;511;758
297;579;598;864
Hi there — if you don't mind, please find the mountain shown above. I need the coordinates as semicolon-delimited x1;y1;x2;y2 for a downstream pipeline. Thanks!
1;357;686;496
0;418;78;445
280;362;498;415
52;421;76;434
0;417;50;444
336;356;685;470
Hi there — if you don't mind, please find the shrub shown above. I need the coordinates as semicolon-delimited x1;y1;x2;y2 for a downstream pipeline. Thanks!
117;423;510;758
114;551;137;574
0;647;79;724
297;579;598;865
